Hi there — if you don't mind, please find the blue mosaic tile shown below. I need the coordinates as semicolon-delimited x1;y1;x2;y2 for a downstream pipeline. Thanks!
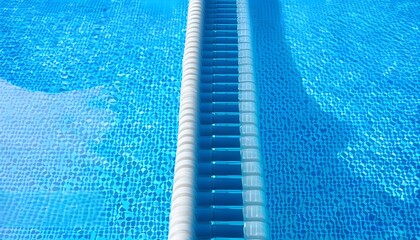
0;0;187;239
250;0;420;239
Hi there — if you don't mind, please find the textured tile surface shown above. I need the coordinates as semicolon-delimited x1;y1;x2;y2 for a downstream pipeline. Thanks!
0;0;187;239
249;0;420;239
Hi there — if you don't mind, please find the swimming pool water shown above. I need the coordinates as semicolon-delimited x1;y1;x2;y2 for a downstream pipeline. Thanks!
0;0;187;239
1;0;419;239
250;0;419;238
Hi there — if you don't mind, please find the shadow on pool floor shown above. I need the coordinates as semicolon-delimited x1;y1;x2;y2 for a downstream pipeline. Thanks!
249;0;420;238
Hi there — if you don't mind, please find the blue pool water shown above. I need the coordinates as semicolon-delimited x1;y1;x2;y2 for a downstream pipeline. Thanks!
1;0;419;239
250;0;419;238
0;0;187;239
